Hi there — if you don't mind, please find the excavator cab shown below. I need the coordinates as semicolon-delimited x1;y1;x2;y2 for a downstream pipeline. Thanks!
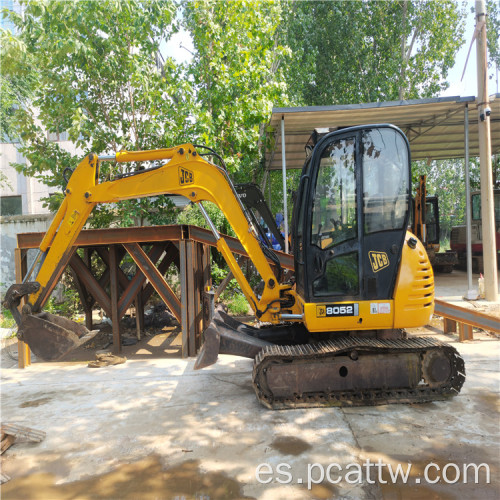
292;125;411;324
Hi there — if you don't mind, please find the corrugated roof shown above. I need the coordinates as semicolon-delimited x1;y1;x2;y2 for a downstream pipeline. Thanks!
265;94;500;170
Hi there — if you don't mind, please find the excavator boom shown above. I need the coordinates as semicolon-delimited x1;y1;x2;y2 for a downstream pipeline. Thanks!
5;145;299;361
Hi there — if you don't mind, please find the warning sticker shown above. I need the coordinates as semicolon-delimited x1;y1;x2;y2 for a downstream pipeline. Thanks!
370;302;391;314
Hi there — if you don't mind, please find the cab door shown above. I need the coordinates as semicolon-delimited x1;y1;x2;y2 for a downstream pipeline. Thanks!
298;124;411;304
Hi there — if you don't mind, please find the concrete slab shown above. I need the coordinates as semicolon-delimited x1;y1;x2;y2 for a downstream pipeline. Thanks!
1;269;499;499
1;328;499;499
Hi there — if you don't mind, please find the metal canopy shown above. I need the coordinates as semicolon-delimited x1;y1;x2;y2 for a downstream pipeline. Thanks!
265;94;500;170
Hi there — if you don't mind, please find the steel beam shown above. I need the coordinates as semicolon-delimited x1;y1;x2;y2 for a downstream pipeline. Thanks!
117;243;166;319
109;245;121;353
123;242;181;322
435;298;500;335
69;253;112;317
17;225;183;249
179;240;189;358
140;244;179;306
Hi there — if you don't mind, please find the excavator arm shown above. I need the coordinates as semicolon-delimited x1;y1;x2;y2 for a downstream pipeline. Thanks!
4;145;299;360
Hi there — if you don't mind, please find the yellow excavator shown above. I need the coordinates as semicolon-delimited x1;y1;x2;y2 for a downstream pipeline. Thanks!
3;124;465;408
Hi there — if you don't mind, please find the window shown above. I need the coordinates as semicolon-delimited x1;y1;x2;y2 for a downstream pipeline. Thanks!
311;136;357;249
47;130;68;142
0;195;22;216
362;129;409;234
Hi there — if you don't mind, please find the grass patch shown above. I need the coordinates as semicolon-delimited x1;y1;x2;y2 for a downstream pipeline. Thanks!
225;293;249;316
0;308;16;329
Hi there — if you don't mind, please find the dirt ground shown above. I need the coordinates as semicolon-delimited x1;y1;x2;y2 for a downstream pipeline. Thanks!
1;270;499;499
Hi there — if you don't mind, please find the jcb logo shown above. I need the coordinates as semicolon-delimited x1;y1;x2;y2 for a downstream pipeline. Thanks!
369;251;389;272
179;167;194;185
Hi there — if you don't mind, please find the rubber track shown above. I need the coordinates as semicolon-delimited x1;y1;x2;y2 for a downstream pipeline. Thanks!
252;337;466;409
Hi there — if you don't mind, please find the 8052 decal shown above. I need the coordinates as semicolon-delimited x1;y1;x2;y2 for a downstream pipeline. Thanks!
317;303;359;317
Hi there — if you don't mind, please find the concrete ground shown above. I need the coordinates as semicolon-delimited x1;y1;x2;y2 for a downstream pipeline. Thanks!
1;270;499;500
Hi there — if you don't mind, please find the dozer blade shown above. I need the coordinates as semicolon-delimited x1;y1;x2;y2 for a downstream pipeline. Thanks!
194;311;272;370
194;310;309;370
18;312;99;361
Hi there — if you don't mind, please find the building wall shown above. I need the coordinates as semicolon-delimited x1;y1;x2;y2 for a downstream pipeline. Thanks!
0;134;81;295
0;213;53;296
0;139;81;216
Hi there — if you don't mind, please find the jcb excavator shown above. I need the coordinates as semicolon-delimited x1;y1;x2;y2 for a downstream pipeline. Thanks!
4;124;465;409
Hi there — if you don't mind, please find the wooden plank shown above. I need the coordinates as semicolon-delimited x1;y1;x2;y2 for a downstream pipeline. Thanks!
123;243;181;322
1;435;15;455
109;245;121;354
1;423;46;442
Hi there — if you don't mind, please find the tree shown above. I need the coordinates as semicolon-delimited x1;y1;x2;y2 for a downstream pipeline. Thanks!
2;0;189;226
279;0;467;105
182;0;288;180
486;0;500;84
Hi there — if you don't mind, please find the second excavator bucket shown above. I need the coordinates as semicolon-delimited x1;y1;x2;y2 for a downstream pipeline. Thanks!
18;312;99;361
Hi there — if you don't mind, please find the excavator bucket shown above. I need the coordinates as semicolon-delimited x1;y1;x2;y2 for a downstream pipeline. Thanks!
18;312;99;361
3;283;99;361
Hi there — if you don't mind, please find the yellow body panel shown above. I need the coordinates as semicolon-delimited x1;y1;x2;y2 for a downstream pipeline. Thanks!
393;232;434;327
299;232;434;333
300;297;397;332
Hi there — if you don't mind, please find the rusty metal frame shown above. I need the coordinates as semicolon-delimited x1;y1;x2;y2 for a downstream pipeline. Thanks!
15;224;289;364
435;298;500;341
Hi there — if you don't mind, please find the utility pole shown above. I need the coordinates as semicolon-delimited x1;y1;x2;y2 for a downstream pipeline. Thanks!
475;0;498;301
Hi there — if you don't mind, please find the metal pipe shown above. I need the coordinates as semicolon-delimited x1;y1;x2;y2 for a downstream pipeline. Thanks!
464;105;473;293
98;155;117;161
281;116;289;253
198;202;221;241
280;314;304;321
475;0;498;301
22;249;44;284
